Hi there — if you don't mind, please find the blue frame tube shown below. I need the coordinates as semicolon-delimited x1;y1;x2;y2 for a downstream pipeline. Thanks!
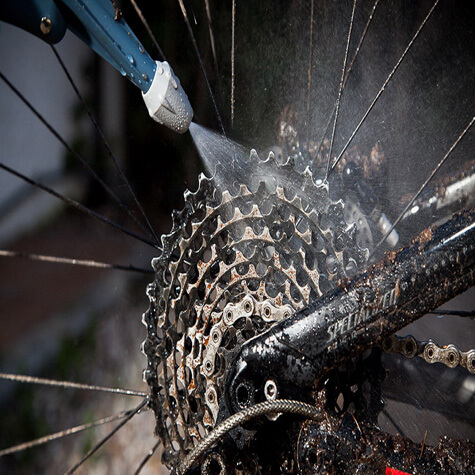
60;0;156;92
0;0;157;92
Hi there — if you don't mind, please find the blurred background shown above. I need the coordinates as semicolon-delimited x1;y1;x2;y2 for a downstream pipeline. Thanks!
0;0;473;472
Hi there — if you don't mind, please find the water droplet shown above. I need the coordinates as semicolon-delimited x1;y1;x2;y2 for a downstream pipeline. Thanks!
119;68;126;76
142;73;149;82
138;44;145;54
157;66;164;75
127;54;135;66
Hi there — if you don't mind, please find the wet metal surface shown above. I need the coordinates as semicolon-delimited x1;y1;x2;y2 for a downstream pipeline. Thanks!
227;208;475;409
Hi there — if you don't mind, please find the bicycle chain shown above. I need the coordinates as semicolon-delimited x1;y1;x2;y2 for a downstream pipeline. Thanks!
143;140;473;471
142;149;370;469
382;334;475;373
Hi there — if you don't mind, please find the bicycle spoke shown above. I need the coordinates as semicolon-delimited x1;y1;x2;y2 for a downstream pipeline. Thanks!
371;115;474;255
0;71;154;242
133;440;161;475
65;399;147;474
306;0;315;143
50;46;161;247
314;0;380;163
176;0;226;135
324;0;358;181
231;0;236;128
0;162;158;248
0;409;138;457
343;0;380;87
203;0;223;101
329;0;440;176
128;0;166;60
0;372;147;397
0;249;153;274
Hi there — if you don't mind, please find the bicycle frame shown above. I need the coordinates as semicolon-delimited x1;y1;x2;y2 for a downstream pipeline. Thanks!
171;205;475;473
226;207;475;413
1;0;155;91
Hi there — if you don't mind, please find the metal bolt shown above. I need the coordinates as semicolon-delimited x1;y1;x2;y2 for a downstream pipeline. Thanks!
445;345;459;368
243;297;253;314
467;351;475;374
211;328;221;345
206;389;215;403
204;359;213;375
425;343;435;361
264;379;278;401
40;17;52;35
224;308;233;324
403;336;417;358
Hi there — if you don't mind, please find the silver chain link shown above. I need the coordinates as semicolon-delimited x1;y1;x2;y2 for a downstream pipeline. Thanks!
382;334;475;374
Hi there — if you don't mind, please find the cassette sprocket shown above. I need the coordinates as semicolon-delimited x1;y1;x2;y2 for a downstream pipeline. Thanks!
142;150;369;469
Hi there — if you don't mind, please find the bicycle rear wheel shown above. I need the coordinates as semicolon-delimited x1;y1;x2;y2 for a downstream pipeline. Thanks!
0;0;474;472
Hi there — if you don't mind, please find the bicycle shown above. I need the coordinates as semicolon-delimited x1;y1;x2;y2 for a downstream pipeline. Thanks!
0;0;474;473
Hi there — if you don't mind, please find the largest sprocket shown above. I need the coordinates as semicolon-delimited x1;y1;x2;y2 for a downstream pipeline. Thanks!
142;149;369;469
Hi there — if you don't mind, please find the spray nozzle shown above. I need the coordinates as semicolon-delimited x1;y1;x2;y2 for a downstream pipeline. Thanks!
142;61;193;134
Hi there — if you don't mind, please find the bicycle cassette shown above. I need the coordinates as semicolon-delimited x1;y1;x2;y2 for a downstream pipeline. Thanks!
142;149;369;469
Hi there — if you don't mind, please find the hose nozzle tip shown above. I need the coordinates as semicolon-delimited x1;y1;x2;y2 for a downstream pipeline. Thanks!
143;61;193;134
